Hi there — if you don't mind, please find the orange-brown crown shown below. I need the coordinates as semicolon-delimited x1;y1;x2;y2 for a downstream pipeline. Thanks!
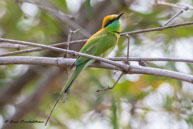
102;15;118;28
102;13;124;28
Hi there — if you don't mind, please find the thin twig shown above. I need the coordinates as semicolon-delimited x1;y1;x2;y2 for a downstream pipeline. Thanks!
121;21;193;35
66;31;72;57
162;8;188;26
138;59;148;67
96;73;124;92
156;1;189;27
65;29;79;76
66;29;79;58
0;44;27;49
125;34;130;64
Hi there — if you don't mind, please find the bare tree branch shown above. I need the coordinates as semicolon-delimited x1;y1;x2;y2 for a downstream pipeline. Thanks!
125;34;130;64
109;57;193;63
0;44;27;49
0;38;129;71
121;21;193;35
1;56;193;65
0;56;192;84
0;39;87;57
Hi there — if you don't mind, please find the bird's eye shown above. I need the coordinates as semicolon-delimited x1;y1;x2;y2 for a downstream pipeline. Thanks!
104;19;116;27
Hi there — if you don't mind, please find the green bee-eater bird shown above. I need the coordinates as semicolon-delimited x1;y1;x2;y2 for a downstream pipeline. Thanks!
64;12;124;94
46;13;124;125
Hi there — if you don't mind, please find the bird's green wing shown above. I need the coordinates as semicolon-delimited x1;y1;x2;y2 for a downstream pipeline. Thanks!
75;30;118;67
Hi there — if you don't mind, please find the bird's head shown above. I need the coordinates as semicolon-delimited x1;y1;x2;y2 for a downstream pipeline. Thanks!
102;12;124;33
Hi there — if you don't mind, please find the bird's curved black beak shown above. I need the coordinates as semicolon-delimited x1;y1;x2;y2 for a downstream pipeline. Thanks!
116;12;124;20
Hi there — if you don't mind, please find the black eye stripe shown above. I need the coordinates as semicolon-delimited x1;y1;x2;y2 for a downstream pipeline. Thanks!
104;18;116;27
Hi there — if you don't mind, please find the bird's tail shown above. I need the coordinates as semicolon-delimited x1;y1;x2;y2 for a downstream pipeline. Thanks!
45;63;86;126
62;63;86;94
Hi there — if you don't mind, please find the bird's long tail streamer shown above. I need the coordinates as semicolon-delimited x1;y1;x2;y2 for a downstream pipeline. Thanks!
45;62;86;126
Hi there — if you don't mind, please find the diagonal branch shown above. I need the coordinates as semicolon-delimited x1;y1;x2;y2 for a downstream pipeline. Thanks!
0;39;87;57
162;9;188;26
121;21;193;35
96;73;124;92
18;0;91;37
0;38;129;71
155;0;189;27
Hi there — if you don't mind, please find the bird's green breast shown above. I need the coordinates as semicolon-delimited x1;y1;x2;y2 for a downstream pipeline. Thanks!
95;31;119;57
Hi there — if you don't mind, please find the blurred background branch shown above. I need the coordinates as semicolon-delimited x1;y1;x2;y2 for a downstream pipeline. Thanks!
2;67;65;129
156;0;193;10
17;0;91;37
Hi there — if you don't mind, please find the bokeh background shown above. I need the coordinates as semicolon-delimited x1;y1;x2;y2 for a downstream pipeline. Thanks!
0;0;193;129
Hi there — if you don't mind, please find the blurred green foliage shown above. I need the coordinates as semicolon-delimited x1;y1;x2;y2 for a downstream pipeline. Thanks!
0;0;193;129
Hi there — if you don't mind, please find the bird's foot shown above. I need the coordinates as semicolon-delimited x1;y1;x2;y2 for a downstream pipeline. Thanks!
96;86;114;92
96;73;124;92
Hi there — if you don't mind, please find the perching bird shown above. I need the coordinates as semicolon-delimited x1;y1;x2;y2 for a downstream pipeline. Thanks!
64;12;124;94
46;13;124;125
